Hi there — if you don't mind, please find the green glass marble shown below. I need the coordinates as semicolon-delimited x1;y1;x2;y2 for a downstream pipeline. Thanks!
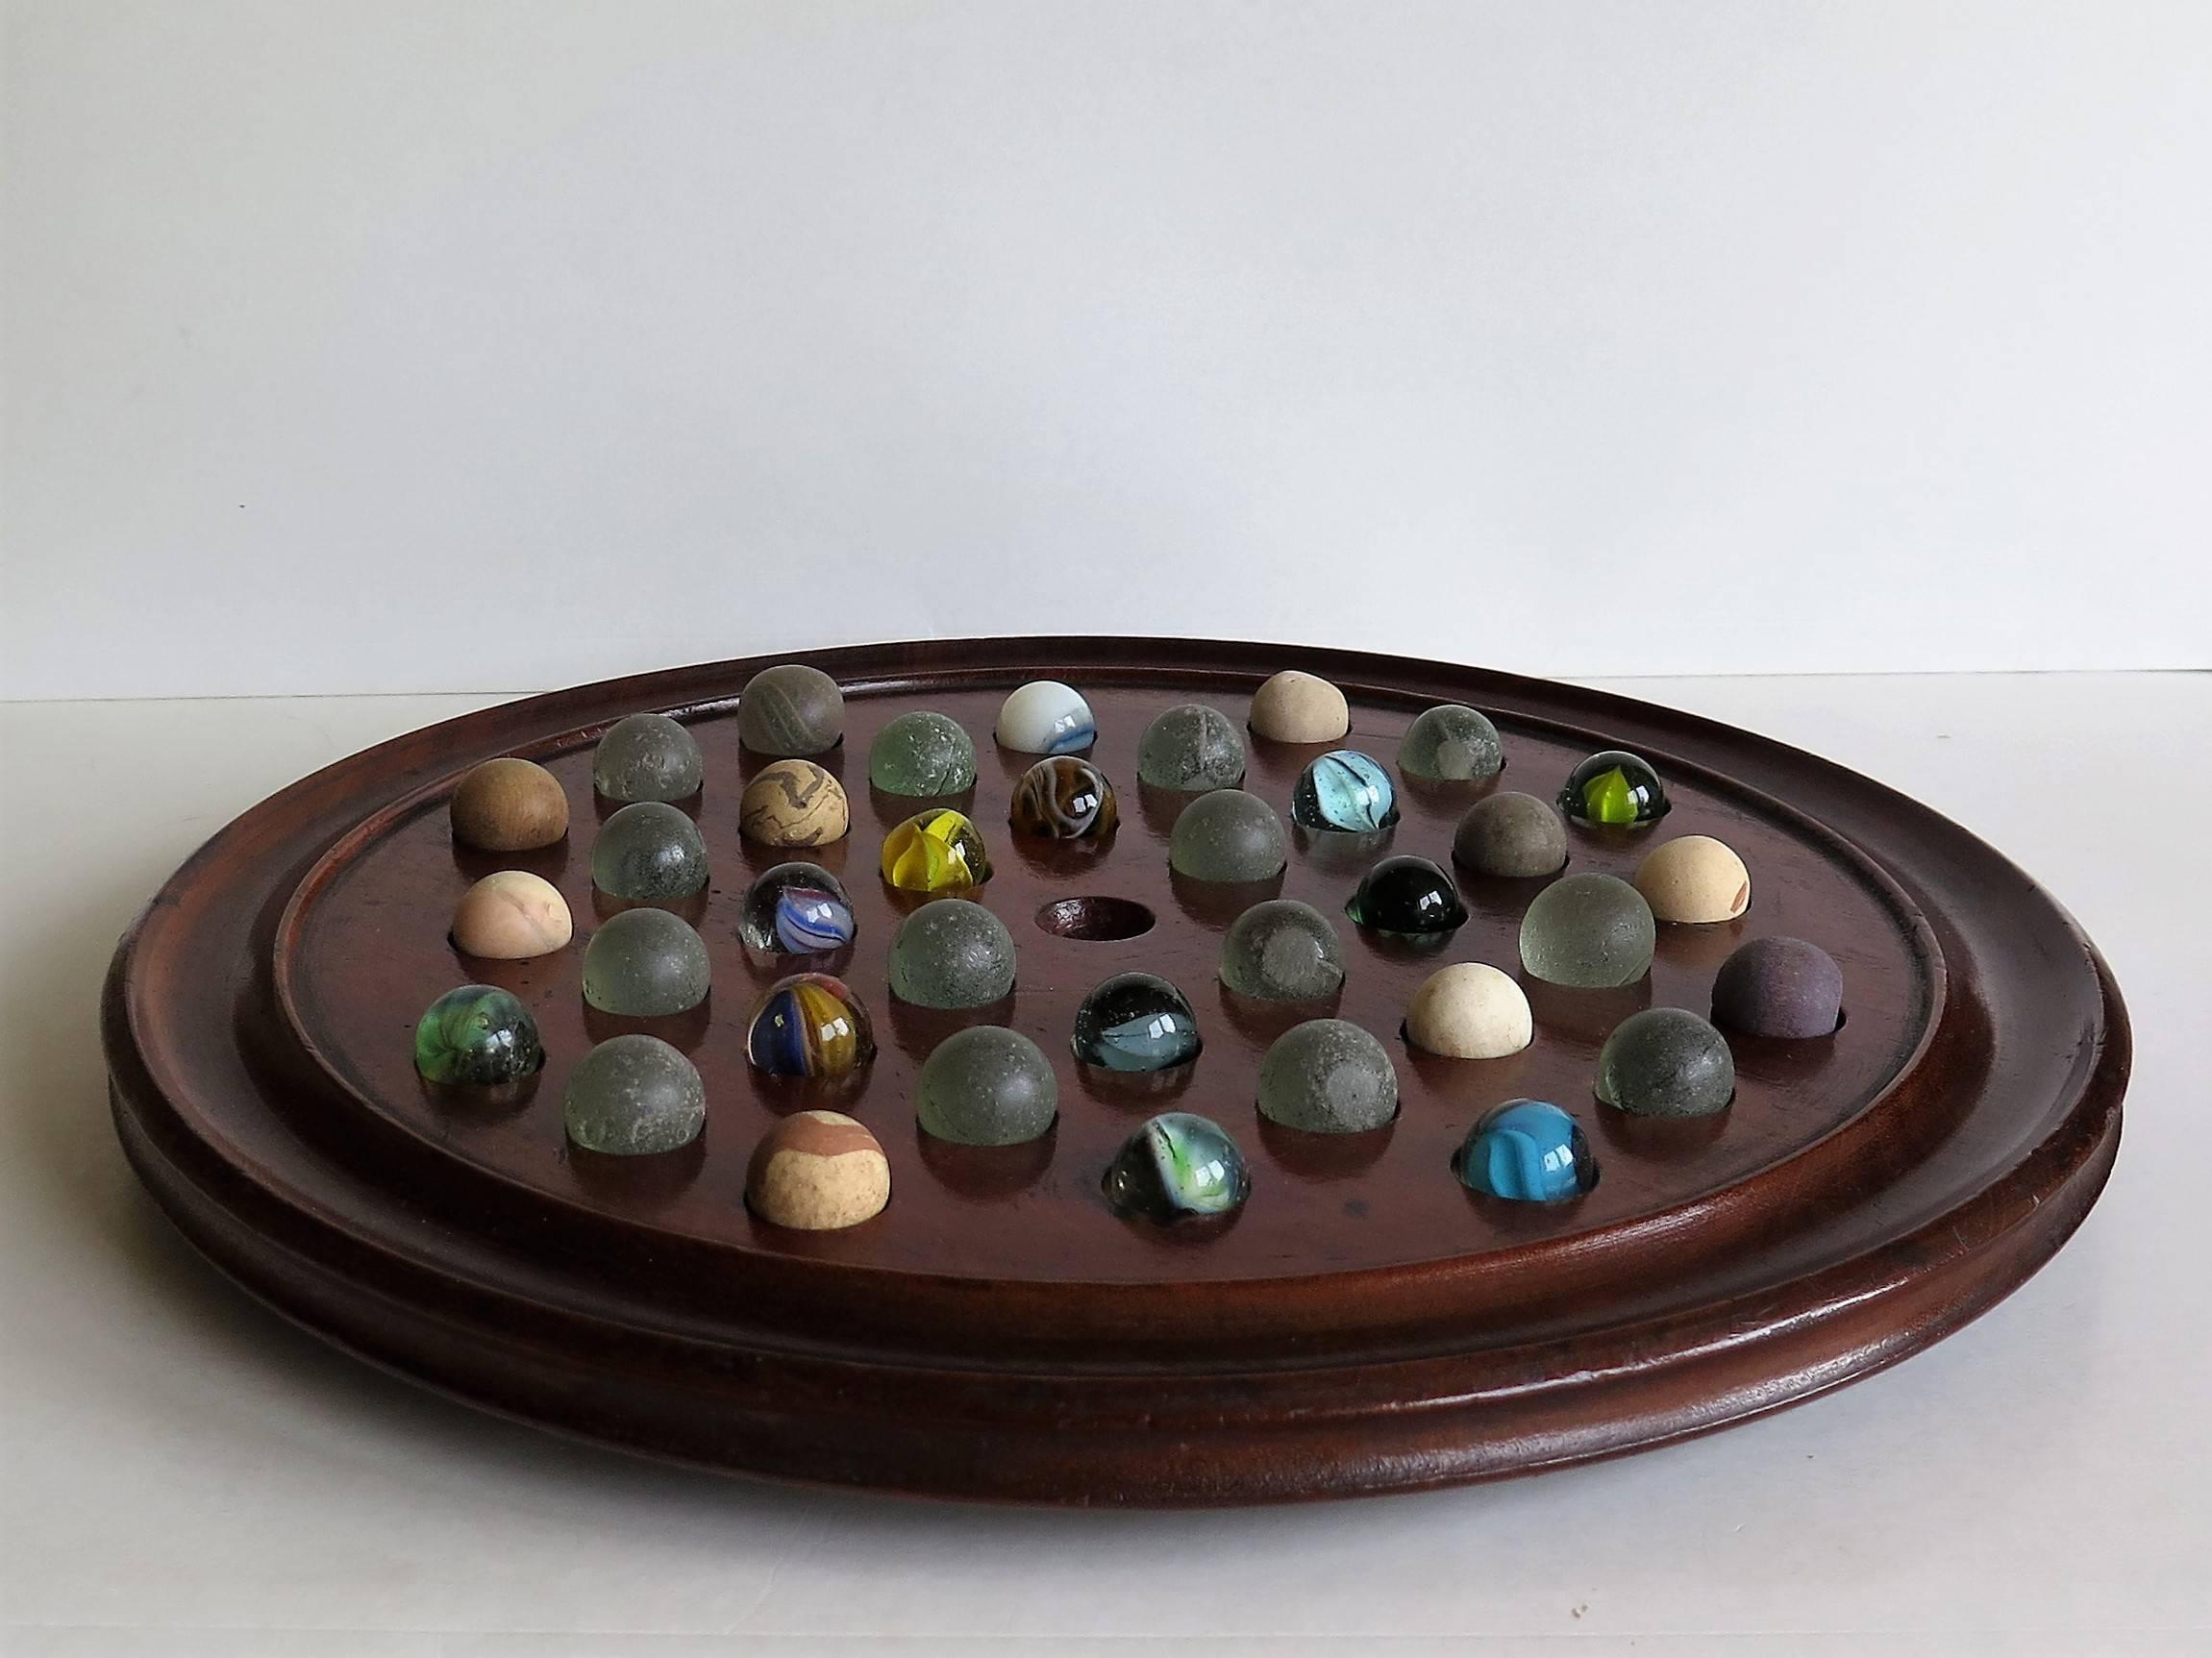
1595;1007;1735;1118
1137;703;1247;792
1256;1019;1400;1134
887;898;1017;1009
1168;789;1286;883
1219;899;1345;1001
562;1033;706;1154
1399;705;1504;781
1102;1112;1251;1223
413;984;543;1086
590;801;708;900
1518;873;1655;988
1558;749;1669;827
591;712;702;804
916;1026;1058;1146
581;906;711;1016
868;710;978;797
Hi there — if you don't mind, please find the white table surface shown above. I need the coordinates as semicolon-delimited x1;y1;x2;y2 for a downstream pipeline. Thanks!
2;673;2203;1657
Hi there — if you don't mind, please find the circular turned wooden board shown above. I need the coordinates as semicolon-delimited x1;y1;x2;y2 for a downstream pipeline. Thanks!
102;639;2127;1506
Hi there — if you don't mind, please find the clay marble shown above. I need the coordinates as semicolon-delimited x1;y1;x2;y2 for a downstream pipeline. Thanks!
737;662;843;757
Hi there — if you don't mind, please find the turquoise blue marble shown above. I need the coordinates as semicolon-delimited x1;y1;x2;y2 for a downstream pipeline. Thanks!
1454;1101;1596;1201
1290;750;1400;832
1071;973;1203;1072
1102;1112;1250;1223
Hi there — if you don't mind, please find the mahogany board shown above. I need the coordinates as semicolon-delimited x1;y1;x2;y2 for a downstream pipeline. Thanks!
101;638;2128;1505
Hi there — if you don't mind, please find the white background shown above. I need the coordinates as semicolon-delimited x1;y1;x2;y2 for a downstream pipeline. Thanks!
4;0;2209;700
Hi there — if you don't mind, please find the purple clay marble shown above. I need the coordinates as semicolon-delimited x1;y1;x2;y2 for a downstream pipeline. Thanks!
1711;936;1845;1038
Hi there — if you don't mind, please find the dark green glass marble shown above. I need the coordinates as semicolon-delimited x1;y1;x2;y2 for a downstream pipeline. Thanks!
868;710;977;797
1168;789;1285;883
1398;705;1504;781
590;801;708;900
1518;873;1654;988
887;898;1017;1008
581;906;711;1016
1102;1112;1251;1223
1219;900;1345;1001
916;1026;1058;1146
591;712;703;804
1558;749;1669;827
1595;1007;1735;1118
1256;1019;1399;1133
562;1033;706;1154
413;984;543;1086
1136;703;1247;792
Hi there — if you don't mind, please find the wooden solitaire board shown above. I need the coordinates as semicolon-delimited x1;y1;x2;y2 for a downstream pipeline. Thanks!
102;638;2128;1505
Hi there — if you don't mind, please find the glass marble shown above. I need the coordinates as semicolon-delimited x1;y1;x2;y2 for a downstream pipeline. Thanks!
887;898;1017;1008
1136;703;1247;792
1711;935;1844;1039
1168;789;1286;883
1009;756;1118;840
562;1033;705;1154
1399;704;1504;782
1102;1112;1251;1223
867;710;977;797
1071;973;1203;1072
413;984;543;1086
915;1026;1057;1146
1219;899;1345;1001
1291;750;1400;832
1558;749;1670;827
591;712;703;804
581;906;711;1016
745;973;877;1079
1595;1006;1735;1118
590;800;708;900
881;808;992;894
1454;1101;1595;1201
1518;873;1655;988
996;681;1096;755
1256;1018;1399;1134
736;861;856;954
737;662;843;757
1345;854;1468;936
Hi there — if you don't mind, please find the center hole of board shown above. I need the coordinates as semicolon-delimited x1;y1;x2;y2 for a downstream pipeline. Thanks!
1034;896;1156;943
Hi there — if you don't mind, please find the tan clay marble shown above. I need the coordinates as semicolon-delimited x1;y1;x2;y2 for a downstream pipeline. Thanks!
745;1109;890;1229
1404;962;1533;1058
1634;834;1752;924
450;870;573;959
739;760;850;847
1248;670;1350;744
448;757;569;852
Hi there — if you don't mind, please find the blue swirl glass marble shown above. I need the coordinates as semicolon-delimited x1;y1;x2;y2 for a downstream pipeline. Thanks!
1454;1101;1596;1201
1290;750;1400;832
1071;973;1203;1072
737;861;856;954
1102;1112;1251;1223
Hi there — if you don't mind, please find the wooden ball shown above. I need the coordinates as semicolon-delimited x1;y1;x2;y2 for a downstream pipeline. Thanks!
452;870;573;958
1404;963;1532;1058
449;757;568;851
1634;835;1752;924
1249;671;1349;743
746;1109;890;1230
738;760;849;847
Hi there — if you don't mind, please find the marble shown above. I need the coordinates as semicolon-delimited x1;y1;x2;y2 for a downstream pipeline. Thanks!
580;906;711;1016
1398;705;1504;782
1248;670;1349;743
1256;1018;1400;1133
450;870;573;959
1518;872;1655;988
1345;854;1468;936
1168;789;1286;883
738;759;849;847
867;710;977;797
995;681;1096;755
1454;1100;1595;1201
736;861;856;954
744;972;876;1079
1136;703;1247;792
1071;972;1203;1072
412;984;543;1087
1558;749;1670;827
881;808;992;894
737;662;843;757
1218;899;1345;1001
887;898;1016;1008
449;757;569;851
1453;791;1569;878
1634;834;1752;923
746;1109;890;1229
1291;750;1400;832
1008;755;1118;840
590;800;708;900
591;712;702;804
562;1033;705;1154
1404;962;1532;1058
1712;935;1845;1039
1101;1112;1251;1224
1596;1006;1736;1118
915;1026;1058;1146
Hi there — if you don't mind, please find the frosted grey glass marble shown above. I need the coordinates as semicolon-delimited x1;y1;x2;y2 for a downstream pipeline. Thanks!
1398;705;1504;781
1595;1007;1736;1118
915;1026;1058;1146
887;899;1017;1008
868;710;977;797
1453;792;1568;878
1137;704;1248;792
1518;873;1655;988
1168;789;1286;883
581;906;711;1016
738;663;844;757
563;1033;706;1153
1256;1019;1400;1134
1219;900;1345;1001
590;801;708;900
591;712;703;803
